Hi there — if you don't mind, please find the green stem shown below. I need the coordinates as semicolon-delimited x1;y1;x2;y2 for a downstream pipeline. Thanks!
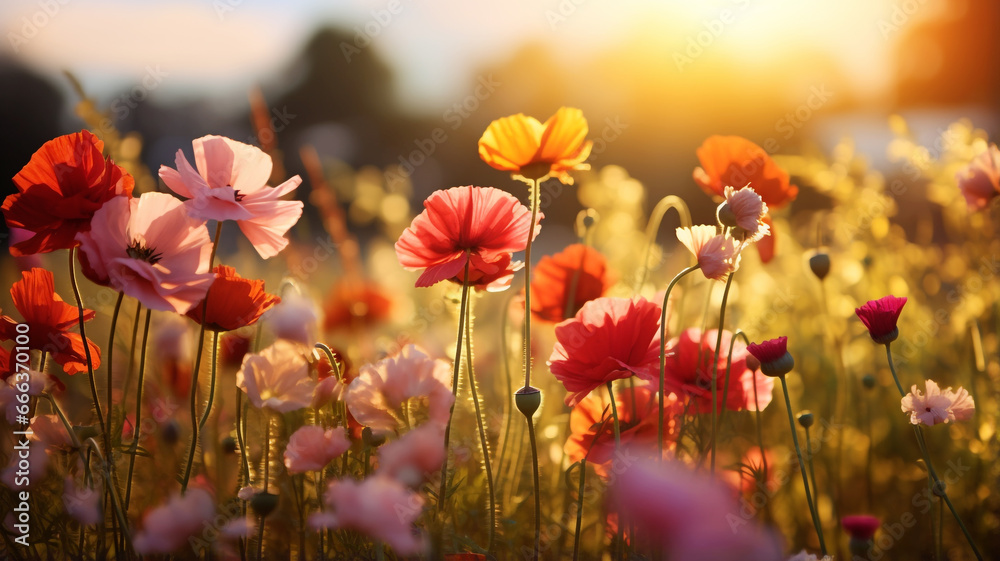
123;308;151;514
68;248;107;452
884;344;983;560
494;292;516;508
709;272;735;475
464;299;496;552
572;459;587;561
437;256;472;514
606;382;622;560
804;426;820;508
106;291;124;453
635;195;693;293
780;377;827;555
658;264;700;463
526;415;541;560
198;331;220;430
523;177;540;389
84;439;135;557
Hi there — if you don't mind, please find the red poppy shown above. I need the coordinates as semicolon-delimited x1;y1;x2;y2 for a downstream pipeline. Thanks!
322;279;392;332
841;515;880;541
185;265;280;332
395;186;541;291
530;244;614;322
855;295;906;344
565;386;683;478
219;331;252;369
662;328;773;414
3;130;134;256
0;268;100;375
548;297;662;406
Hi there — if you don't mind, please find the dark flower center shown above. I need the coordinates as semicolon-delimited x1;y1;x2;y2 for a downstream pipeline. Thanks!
127;241;163;264
234;189;245;202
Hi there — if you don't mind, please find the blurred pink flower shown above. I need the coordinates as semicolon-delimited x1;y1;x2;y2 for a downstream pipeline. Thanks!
609;460;783;561
237;340;316;413
133;488;215;555
901;379;975;426
310;475;425;555
787;551;832;561
284;425;351;474
159;135;303;259
2;442;48;489
345;345;453;435
63;477;102;526
955;144;1000;211
76;192;216;313
29;415;72;448
676;225;741;280
264;291;319;345
377;423;446;487
312;374;346;409
721;185;769;242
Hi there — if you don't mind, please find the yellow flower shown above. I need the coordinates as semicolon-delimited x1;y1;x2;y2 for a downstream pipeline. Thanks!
478;107;592;184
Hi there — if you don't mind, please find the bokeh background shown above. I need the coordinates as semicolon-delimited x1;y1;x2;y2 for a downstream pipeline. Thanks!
1;0;998;246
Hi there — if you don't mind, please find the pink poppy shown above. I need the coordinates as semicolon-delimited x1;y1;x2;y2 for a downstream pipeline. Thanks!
955;144;1000;211
900;379;975;426
1;442;48;489
29;415;73;448
947;385;975;421
841;515;880;541
376;423;447;487
133;488;216;555
264;291;319;345
62;477;102;526
720;185;769;242
395;186;541;290
237;340;316;413
345;344;454;435
310;475;425;555
548;297;662;407
609;460;783;561
855;295;906;344
283;425;351;474
662;328;773;414
76;192;216;314
159;135;304;259
676;225;741;280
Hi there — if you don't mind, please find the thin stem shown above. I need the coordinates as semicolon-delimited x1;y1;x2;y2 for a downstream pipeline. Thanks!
198;330;220;430
464;299;496;551
751;361;769;518
884;344;983;560
106;291;124;452
658;264;700;463
124;308;152;514
437;256;472;514
522;177;540;389
68;248;107;450
710;272;735;475
635;195;693;293
494;292;516;507
526;415;541;561
780;377;827;555
803;426;820;508
84;439;134;557
606;382;622;560
572;459;587;561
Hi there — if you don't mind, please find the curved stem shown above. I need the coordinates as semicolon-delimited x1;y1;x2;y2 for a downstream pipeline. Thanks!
606;382;623;560
718;329;747;430
106;291;124;450
198;330;220;430
709;272;735;475
68;248;106;450
464;299;496;551
636;195;693;293
526;415;541;560
84;438;134;556
494;292;516;507
123;308;152;514
658;265;700;462
780;378;827;555
437;256;472;515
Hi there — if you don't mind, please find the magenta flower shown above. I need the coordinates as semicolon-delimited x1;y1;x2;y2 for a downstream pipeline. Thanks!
310;475;425;555
855;295;907;344
76;192;216;313
283;425;351;474
841;515;880;541
746;336;794;378
159;135;304;259
676;225;740;280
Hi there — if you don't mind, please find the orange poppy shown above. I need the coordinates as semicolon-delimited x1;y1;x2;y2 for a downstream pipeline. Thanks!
693;135;798;209
0;268;100;375
3;130;134;256
478;107;592;184
529;244;614;322
185;265;280;332
322;279;392;332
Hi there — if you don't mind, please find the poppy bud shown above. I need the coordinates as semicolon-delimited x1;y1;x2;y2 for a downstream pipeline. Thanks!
717;202;738;228
250;491;279;518
362;427;385;449
745;354;761;372
797;411;814;429
161;420;180;445
221;436;237;454
862;374;876;389
515;386;541;418
808;252;830;280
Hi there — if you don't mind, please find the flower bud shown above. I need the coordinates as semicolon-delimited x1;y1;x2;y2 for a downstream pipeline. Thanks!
759;353;794;377
221;436;238;455
808;252;831;280
717;202;738;228
515;386;542;418
161;420;180;445
797;411;814;429
362;427;385;449
250;491;279;518
862;374;876;390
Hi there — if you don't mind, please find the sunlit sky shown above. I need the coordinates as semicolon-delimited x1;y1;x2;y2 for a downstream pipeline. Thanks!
0;0;949;115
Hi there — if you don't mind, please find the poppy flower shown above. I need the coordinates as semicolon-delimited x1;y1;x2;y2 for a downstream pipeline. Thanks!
310;475;425;555
900;379;975;426
841;515;880;541
0;268;101;375
676;225;741;280
3;130;134;256
322;278;392;332
376;422;447;487
719;185;770;243
237;340;316;413
746;336;794;377
283;425;350;474
133;488;216;554
662;328;773;414
955;144;1000;211
265;291;320;345
855;295;906;344
565;386;683;478
76;192;216;314
185;265;279;332
548;297;662;407
158;135;304;259
693;136;798;209
344;344;453;435
530;244;615;322
478;107;592;184
395;186;540;290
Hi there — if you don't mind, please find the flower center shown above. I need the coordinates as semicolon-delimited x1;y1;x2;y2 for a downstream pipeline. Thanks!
234;189;246;202
127;241;163;264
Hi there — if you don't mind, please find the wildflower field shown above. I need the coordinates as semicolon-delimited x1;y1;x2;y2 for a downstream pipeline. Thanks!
2;3;1000;561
